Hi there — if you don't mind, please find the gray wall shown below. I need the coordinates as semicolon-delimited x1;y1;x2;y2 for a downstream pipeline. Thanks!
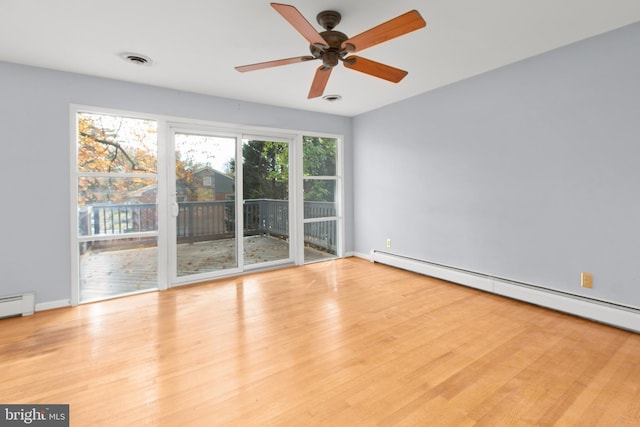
353;23;640;309
0;61;353;304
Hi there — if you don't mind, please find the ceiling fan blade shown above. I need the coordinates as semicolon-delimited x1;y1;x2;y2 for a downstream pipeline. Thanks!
308;66;333;99
235;56;316;72
343;56;408;83
342;10;426;53
271;3;328;48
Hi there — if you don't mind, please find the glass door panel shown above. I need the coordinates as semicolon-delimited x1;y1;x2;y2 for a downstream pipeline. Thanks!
304;220;337;261
75;112;159;303
242;138;291;267
303;179;337;262
303;179;336;218
174;132;238;278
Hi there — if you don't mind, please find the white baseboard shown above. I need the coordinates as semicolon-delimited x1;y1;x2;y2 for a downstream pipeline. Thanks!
351;251;370;259
36;299;71;312
367;250;640;333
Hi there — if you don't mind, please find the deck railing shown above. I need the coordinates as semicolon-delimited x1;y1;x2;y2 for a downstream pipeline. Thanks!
79;199;336;251
78;203;157;236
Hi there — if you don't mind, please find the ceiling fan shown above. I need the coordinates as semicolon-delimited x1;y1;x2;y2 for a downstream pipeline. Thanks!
235;3;426;99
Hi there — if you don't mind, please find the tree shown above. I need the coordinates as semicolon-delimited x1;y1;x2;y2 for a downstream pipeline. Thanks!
77;113;157;174
228;137;337;201
303;136;336;177
230;140;289;200
303;136;336;202
174;155;198;201
77;113;157;205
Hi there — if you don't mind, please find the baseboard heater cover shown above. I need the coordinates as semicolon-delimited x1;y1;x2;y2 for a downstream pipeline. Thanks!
369;250;640;333
0;292;36;319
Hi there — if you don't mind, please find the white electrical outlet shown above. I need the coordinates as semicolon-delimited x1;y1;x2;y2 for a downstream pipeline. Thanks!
386;239;391;248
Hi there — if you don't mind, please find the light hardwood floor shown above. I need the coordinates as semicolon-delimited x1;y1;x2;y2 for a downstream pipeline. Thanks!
1;257;639;426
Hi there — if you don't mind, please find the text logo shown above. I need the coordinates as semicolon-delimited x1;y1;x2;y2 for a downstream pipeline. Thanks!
1;405;69;426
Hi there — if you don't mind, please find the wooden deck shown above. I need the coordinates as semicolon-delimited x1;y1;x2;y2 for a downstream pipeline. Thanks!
2;257;640;425
80;235;334;301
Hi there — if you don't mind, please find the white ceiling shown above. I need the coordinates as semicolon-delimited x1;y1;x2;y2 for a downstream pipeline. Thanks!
2;1;640;117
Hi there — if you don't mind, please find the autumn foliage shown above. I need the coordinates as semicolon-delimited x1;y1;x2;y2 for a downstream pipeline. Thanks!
77;113;158;206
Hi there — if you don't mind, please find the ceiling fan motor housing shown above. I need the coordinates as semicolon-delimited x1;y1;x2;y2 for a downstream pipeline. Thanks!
308;10;350;69
309;30;349;68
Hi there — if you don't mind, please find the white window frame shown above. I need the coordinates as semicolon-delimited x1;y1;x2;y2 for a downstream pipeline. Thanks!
297;133;344;263
69;106;167;306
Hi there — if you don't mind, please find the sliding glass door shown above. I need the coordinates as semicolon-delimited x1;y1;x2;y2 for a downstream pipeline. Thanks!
169;133;293;282
170;129;240;283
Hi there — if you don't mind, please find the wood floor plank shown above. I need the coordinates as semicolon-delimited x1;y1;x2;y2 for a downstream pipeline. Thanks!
1;257;639;426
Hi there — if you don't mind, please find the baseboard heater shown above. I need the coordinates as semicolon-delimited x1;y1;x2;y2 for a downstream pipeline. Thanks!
370;250;640;333
0;292;36;319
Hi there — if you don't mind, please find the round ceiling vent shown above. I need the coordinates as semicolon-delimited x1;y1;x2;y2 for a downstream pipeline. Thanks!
120;52;153;66
322;94;342;102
